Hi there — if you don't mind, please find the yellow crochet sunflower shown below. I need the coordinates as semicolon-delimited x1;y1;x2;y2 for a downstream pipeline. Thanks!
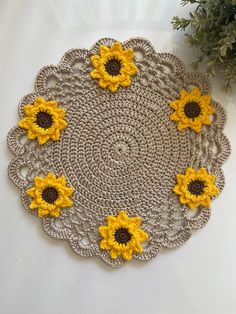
170;87;215;132
173;167;219;209
27;173;74;218
90;42;137;92
99;210;148;260
19;97;67;144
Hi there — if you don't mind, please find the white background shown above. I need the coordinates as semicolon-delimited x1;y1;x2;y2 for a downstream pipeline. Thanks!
0;1;236;313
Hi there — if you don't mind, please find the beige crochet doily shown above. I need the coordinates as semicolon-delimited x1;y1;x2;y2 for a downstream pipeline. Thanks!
8;38;230;267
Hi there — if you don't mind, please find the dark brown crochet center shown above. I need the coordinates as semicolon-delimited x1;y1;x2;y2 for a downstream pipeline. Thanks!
36;112;53;129
188;180;205;195
184;102;201;119
105;59;121;76
42;187;58;203
115;228;131;244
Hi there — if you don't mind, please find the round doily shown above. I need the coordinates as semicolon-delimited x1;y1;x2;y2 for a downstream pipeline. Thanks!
7;38;231;267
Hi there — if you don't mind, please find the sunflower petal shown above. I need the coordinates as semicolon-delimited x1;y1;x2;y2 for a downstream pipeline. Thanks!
99;226;109;238
120;76;131;87
117;210;129;223
91;55;101;67
108;82;119;92
29;200;39;209
98;78;109;89
38;135;50;144
191;87;201;97
110;249;120;259
122;249;133;260
34;177;45;188
135;229;148;242
99;45;110;57
38;208;49;217
26;187;36;197
110;42;122;53
18;118;30;129
50;208;61;217
122;49;134;61
90;69;101;79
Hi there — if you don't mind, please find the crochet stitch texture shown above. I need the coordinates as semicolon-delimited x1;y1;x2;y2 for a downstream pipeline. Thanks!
7;38;230;267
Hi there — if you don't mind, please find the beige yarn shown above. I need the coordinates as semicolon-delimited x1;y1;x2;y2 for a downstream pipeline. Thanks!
7;38;231;267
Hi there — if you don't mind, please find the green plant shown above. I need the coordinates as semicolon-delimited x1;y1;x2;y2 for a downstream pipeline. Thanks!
172;0;236;91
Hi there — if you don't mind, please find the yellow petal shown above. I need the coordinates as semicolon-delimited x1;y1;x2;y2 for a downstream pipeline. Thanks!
108;82;119;92
173;185;182;195
122;49;134;61
98;78;109;89
99;45;110;57
177;122;187;131
46;101;57;108
29;200;39;209
180;90;188;99
120;76;131;87
27;129;37;140
201;197;211;208
38;208;49;217
26;187;36;197
38;135;50;144
124;63;137;75
62;186;74;196
191;123;202;133
122;249;133;260
211;185;219;196
187;201;198;209
129;217;141;228
33;177;45;187
57;119;67;129
110;249;120;259
170;100;180;110
91;55;101;67
46;173;56;181
24;104;35;116
56;176;66;185
57;197;73;207
196;168;208;176
54;106;65;115
100;239;110;250
201;95;211;104
34;97;46;106
207;105;215;115
186;168;196;176
135;229;148;242
50;130;60;141
117;210;129;223
50;208;61;217
180;195;188;205
110;42;123;53
90;69;101;79
203;117;211;125
170;112;180;121
107;215;118;226
99;226;109;238
191;87;201;97
18;118;30;129
132;241;143;253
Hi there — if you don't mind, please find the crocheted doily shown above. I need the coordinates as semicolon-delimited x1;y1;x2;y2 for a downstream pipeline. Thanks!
8;38;230;267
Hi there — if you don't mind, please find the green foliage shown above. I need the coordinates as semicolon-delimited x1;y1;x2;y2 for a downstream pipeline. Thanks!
172;0;236;91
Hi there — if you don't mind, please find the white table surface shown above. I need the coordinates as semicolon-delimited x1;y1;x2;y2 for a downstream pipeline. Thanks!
1;1;236;314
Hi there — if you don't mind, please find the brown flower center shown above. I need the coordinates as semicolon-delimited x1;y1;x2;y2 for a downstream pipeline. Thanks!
184;101;201;119
36;112;53;129
105;59;121;76
115;228;131;244
188;180;205;195
42;187;58;203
